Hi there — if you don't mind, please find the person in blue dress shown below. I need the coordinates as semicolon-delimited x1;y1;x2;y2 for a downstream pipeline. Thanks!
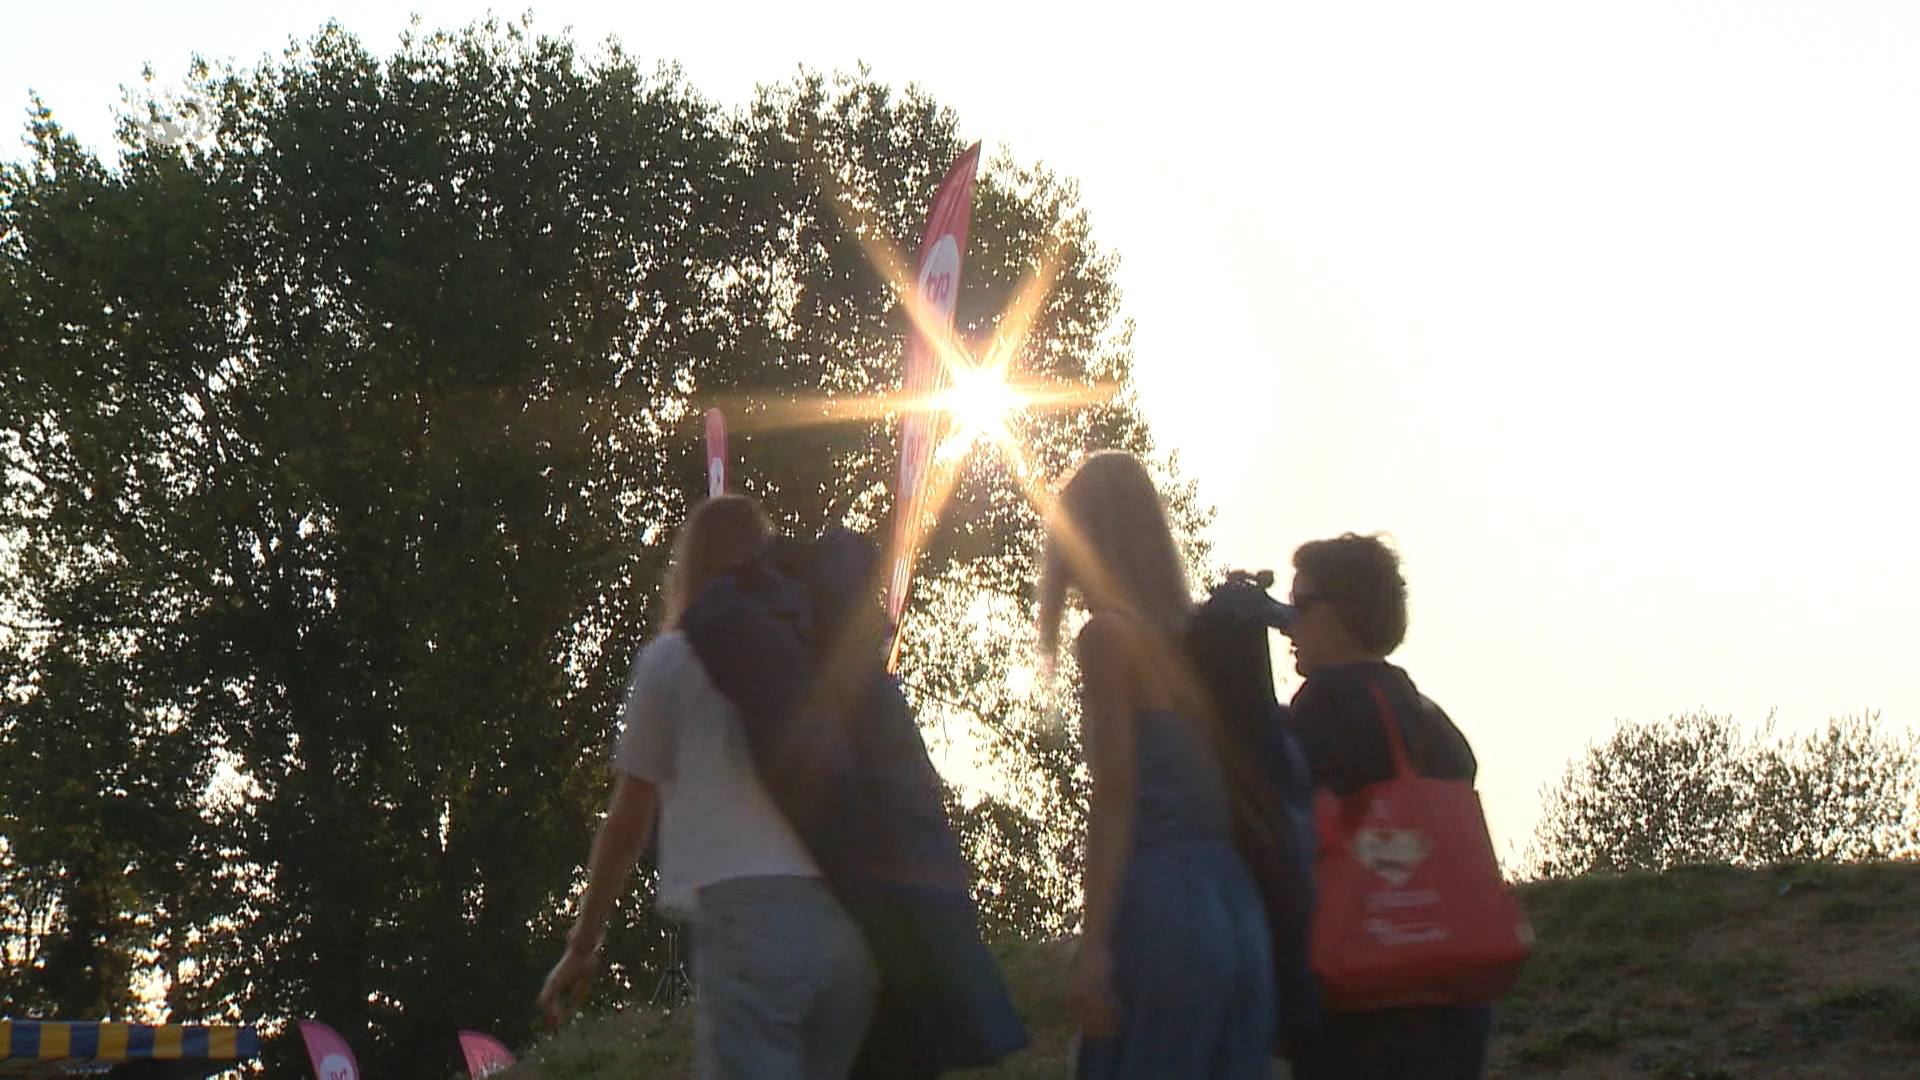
1037;450;1277;1080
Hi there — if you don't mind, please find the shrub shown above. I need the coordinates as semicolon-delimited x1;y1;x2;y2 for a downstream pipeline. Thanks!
1528;711;1918;877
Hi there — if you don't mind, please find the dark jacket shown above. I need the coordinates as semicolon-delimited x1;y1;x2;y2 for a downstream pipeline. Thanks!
680;532;1027;1077
1285;661;1477;795
1284;660;1492;1080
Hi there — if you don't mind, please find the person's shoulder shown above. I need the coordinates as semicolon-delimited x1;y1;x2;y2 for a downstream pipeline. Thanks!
1384;665;1479;780
637;630;698;676
1293;663;1409;744
1073;611;1135;668
642;628;689;654
1379;664;1450;723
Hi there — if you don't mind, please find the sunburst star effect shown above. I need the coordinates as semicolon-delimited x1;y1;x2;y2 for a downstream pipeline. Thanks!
712;153;1118;540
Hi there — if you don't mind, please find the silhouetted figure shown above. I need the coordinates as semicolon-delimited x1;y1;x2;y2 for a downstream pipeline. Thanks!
539;496;875;1080
1280;533;1493;1080
1039;451;1277;1079
678;526;1027;1079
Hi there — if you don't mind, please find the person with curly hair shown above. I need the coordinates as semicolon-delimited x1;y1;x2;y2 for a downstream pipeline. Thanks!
1282;532;1492;1080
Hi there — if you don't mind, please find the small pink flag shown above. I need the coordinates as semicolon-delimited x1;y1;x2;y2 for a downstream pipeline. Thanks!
457;1030;516;1078
297;1020;360;1080
705;407;728;498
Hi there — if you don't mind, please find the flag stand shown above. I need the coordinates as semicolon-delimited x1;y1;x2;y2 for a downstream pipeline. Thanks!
648;924;694;1008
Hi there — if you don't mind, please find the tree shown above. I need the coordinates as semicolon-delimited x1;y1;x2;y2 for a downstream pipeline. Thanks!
1;17;1205;1073
4;19;733;1071
1528;712;1757;877
1748;712;1920;864
1527;710;1919;878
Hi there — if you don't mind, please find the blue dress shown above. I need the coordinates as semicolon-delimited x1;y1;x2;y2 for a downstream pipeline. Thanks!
1077;708;1277;1080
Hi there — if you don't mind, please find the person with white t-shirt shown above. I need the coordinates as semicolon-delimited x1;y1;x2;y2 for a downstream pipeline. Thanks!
537;496;876;1080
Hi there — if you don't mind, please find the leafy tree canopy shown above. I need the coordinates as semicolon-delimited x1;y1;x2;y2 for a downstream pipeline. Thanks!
0;16;1207;1074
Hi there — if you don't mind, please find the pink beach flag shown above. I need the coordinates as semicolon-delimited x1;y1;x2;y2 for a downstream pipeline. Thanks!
457;1030;516;1078
296;1020;359;1080
705;407;728;498
885;142;982;664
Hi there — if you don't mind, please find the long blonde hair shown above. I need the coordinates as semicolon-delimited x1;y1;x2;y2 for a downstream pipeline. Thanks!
1037;451;1193;661
658;495;772;629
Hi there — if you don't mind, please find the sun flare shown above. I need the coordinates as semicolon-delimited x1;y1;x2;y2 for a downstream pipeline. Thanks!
936;360;1023;450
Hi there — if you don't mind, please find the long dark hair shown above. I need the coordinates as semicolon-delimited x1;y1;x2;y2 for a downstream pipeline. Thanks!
1037;451;1194;664
1038;456;1303;957
659;495;771;629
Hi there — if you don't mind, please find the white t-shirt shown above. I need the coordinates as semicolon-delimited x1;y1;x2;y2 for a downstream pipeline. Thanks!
612;631;820;918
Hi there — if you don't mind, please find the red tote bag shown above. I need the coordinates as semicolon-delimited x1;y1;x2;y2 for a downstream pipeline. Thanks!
1309;682;1533;1009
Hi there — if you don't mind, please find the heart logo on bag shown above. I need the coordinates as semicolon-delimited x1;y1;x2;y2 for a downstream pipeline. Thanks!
1354;827;1430;886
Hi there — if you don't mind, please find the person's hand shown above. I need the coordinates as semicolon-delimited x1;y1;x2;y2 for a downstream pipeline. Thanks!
536;945;598;1028
1072;941;1122;1040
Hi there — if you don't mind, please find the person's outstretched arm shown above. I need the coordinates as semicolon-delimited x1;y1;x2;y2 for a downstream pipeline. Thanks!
537;771;659;1025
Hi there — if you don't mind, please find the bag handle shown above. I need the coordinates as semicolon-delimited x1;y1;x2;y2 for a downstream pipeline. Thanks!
1367;680;1416;780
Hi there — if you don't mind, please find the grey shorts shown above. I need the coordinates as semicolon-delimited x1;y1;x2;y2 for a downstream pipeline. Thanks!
692;875;876;1080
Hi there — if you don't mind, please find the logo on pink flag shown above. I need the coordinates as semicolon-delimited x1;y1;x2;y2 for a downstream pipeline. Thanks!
297;1020;359;1080
457;1030;516;1078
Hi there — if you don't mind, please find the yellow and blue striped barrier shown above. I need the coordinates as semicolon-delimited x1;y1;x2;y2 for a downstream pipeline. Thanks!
0;1021;260;1077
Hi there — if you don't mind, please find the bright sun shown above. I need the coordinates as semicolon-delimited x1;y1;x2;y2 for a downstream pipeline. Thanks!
936;361;1023;451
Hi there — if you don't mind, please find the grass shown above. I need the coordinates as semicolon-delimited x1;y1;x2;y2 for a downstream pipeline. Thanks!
502;861;1920;1080
1630;1047;1736;1080
1495;861;1920;1078
1819;896;1876;924
503;1008;692;1080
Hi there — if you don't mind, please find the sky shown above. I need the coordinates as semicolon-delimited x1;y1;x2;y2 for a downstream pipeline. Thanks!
5;0;1917;858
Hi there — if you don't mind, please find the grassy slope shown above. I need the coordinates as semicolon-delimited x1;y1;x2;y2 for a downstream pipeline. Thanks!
504;863;1920;1080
